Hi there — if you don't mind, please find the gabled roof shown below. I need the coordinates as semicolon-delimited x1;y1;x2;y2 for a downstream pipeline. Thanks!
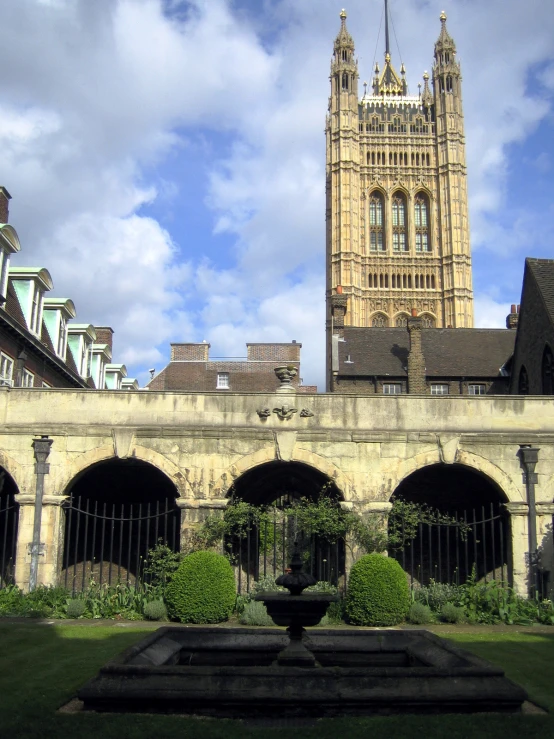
526;258;554;325
338;327;515;378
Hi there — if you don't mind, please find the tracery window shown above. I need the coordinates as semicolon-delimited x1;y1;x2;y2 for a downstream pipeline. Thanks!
342;73;349;90
518;366;529;395
369;192;385;252
420;314;435;328
392;192;408;252
415;194;431;252
542;346;554;395
395;314;408;327
371;313;388;327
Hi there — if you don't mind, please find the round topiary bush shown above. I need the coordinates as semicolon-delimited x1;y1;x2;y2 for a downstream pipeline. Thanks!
165;551;236;624
345;553;410;626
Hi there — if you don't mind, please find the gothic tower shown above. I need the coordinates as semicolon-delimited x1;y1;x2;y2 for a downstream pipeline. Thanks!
326;6;474;388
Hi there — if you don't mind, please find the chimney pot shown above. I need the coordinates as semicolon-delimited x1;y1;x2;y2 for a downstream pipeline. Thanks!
411;308;418;317
511;304;516;314
0;186;12;224
336;285;343;294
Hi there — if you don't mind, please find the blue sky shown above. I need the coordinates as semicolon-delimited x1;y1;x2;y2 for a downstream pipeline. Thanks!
2;0;554;390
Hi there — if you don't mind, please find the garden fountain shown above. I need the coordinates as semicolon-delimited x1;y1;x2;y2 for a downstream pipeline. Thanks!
78;545;527;717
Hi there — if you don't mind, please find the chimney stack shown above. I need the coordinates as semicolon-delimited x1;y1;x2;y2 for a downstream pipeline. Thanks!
0;187;12;224
506;304;519;330
407;311;426;394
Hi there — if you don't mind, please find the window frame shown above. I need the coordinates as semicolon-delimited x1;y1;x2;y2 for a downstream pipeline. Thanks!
430;383;449;396
383;383;402;395
0;352;14;385
22;369;35;388
468;384;486;396
217;372;230;390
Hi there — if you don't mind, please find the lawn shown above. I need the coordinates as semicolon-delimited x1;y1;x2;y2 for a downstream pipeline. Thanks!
0;621;552;739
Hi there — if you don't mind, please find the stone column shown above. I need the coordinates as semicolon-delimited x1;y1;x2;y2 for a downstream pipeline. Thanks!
504;502;529;597
176;498;229;553
518;445;540;597
29;437;53;591
407;312;426;394
536;503;554;598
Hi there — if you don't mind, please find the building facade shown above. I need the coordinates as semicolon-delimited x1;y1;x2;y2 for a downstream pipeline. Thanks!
326;8;474;387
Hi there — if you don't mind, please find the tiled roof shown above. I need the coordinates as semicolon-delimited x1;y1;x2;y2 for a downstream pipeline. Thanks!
338;327;515;378
5;281;27;329
526;259;554;324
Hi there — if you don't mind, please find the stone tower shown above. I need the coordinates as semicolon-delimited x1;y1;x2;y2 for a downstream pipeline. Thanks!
326;6;474;386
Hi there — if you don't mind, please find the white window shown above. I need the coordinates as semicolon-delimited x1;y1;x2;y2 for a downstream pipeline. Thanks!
217;372;230;389
42;381;51;388
431;384;449;395
0;352;14;386
383;383;402;395
57;318;67;357
22;369;34;388
468;384;486;395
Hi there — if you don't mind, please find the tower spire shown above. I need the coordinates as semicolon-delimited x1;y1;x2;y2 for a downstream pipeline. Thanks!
384;0;391;58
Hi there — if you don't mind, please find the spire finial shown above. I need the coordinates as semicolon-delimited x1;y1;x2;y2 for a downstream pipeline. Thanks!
384;0;391;57
340;9;347;22
440;10;447;23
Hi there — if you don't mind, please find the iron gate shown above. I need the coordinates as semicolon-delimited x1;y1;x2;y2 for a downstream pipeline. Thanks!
0;486;18;588
391;503;510;587
62;495;181;593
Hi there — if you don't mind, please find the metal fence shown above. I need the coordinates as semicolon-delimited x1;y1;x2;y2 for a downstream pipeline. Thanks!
62;495;181;593
0;492;18;588
391;503;510;587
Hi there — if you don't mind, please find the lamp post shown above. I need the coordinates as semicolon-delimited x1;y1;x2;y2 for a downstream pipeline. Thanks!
518;445;540;598
29;436;53;591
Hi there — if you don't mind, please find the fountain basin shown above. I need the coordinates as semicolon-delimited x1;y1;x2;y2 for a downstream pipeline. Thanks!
78;626;527;716
257;592;337;628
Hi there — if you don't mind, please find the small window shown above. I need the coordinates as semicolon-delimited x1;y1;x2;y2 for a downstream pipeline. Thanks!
0;352;14;386
383;383;402;395
468;384;486;396
42;381;51;388
22;369;34;388
431;384;449;396
217;373;230;389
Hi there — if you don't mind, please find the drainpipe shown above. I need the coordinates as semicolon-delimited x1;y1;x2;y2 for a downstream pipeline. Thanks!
518;445;540;597
29;436;53;592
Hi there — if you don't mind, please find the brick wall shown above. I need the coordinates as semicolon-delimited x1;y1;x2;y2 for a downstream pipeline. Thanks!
171;343;210;361
94;327;114;352
0;327;78;388
246;343;301;362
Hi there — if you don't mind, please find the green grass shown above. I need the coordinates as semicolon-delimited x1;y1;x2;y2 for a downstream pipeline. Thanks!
0;622;552;738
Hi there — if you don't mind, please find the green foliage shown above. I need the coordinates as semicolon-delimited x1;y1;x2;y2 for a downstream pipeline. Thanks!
165;551;236;624
304;580;338;594
143;599;168;621
440;602;466;624
239;599;274;626
66;598;86;619
0;585;25;616
79;581;153;620
0;585;70;618
408;601;434;624
142;540;182;594
414;581;461;611
324;598;344;624
346;554;410;626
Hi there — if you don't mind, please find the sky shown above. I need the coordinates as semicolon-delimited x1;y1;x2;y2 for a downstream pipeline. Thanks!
2;0;554;391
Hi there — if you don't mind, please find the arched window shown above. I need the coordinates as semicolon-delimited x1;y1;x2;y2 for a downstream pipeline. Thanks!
518;366;529;395
342;73;349;91
369;192;385;252
542;346;554;394
420;314;435;328
415;193;431;252
392;192;407;252
371;313;388;327
395;314;408;327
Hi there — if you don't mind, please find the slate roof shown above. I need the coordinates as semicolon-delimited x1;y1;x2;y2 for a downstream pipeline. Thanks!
338;327;515;378
526;259;554;324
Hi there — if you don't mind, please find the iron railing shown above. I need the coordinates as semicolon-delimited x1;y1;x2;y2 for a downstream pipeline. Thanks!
391;503;510;587
62;495;181;593
0;493;18;587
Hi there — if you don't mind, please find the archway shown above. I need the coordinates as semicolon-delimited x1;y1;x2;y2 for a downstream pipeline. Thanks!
62;458;180;592
229;461;344;592
0;467;19;586
389;463;509;586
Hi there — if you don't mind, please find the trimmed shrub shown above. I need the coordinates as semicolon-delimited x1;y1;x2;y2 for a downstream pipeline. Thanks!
415;581;460;612
143;599;168;621
166;551;236;624
239;600;274;626
345;554;410;626
440;602;466;624
66;599;86;619
408;601;434;624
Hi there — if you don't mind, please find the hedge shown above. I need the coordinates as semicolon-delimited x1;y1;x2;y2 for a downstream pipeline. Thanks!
345;553;410;626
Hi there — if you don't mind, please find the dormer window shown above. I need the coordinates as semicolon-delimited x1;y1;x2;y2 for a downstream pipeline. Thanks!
0;224;21;305
9;267;53;337
67;325;96;378
43;298;76;360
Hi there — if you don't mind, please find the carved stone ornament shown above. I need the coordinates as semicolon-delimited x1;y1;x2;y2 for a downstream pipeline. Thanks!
273;405;298;421
257;408;271;419
300;409;314;418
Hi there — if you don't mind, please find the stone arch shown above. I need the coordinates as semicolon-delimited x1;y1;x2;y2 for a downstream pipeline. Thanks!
59;444;191;499
214;446;351;501
0;450;24;493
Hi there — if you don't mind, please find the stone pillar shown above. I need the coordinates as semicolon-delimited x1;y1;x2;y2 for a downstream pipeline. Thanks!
29;437;53;591
407;312;426;394
14;494;66;591
536;502;554;598
176;498;228;552
518;445;540;597
504;502;529;597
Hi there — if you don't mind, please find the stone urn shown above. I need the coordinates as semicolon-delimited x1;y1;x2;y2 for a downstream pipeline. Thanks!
274;365;298;394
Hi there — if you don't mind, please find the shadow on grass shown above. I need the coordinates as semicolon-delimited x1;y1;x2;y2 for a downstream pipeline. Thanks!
0;622;552;739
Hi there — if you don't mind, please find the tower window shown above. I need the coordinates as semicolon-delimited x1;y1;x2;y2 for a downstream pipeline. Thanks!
446;76;453;92
369;193;385;252
542;345;554;394
415;194;431;253
342;73;349;91
392;193;408;252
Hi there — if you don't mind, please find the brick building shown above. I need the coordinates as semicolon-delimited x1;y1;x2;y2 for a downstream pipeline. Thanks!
147;341;315;392
0;187;136;390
